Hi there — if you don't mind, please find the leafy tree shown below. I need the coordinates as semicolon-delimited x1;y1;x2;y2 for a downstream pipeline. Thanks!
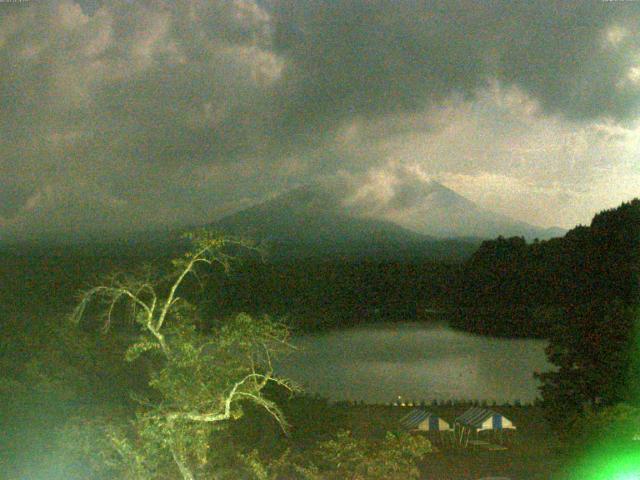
71;232;298;480
246;430;432;480
536;300;640;426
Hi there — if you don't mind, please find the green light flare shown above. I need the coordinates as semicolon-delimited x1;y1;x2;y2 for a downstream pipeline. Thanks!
614;474;640;480
570;443;640;480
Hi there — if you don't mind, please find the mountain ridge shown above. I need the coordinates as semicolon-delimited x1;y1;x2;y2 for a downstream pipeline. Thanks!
210;183;479;262
214;180;566;248
343;179;565;241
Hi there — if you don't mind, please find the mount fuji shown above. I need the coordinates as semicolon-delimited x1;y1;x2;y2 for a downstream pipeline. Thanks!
212;180;564;261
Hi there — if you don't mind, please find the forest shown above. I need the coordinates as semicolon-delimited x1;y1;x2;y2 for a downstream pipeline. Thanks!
450;199;640;338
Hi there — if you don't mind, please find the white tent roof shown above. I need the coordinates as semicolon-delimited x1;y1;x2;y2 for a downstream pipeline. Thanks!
399;409;452;432
454;407;515;431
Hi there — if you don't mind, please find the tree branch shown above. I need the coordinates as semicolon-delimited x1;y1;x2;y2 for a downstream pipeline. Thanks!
156;247;209;332
170;443;196;480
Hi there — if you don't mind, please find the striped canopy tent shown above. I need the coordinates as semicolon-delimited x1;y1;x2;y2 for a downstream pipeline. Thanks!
399;409;452;432
454;407;515;432
454;407;515;448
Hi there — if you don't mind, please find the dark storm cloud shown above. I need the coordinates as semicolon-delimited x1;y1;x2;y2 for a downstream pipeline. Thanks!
0;0;639;238
271;0;640;127
0;0;284;238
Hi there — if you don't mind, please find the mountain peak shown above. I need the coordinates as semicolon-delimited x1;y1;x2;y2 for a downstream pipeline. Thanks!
341;175;563;240
388;179;476;212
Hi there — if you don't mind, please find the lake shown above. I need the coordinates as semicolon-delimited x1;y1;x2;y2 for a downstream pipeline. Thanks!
277;322;553;404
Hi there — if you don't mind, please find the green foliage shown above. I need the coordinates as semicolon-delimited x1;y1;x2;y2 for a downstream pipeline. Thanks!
199;256;457;333
444;199;640;435
566;403;640;452
280;394;348;445
257;430;432;480
537;300;640;426
125;336;161;362
311;430;431;480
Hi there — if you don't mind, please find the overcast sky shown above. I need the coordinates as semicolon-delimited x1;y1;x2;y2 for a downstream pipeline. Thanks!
1;0;639;240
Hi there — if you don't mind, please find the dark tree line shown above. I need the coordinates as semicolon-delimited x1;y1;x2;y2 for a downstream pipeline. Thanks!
450;198;640;338
198;259;456;332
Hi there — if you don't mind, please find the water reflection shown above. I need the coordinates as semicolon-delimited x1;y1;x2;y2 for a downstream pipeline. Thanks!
277;322;553;403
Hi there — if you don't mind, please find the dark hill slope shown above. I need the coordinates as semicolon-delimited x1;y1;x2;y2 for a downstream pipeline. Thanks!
450;198;640;337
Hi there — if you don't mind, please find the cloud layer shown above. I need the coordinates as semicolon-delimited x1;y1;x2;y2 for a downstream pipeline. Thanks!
1;0;639;240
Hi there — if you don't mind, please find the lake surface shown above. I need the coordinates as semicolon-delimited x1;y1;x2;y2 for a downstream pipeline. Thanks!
277;322;554;404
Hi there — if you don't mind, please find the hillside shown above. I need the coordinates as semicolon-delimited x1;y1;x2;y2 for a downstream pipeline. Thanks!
450;198;640;337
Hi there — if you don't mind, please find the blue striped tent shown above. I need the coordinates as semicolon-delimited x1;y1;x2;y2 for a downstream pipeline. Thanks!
454;407;515;432
399;409;452;432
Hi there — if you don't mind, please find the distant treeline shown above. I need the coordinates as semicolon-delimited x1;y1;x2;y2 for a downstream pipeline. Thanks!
449;199;640;337
199;259;457;332
0;237;459;333
0;240;183;316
